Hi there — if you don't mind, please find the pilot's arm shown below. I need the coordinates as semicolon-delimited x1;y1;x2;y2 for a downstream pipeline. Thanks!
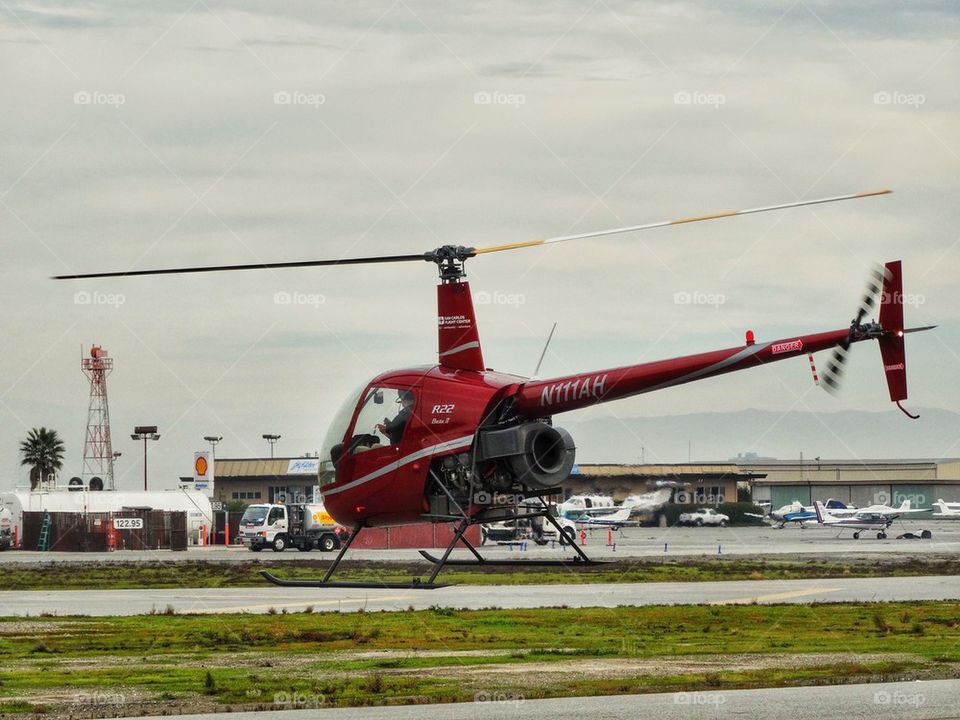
378;406;410;444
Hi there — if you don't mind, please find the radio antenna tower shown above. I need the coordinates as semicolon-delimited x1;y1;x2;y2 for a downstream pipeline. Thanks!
81;345;115;491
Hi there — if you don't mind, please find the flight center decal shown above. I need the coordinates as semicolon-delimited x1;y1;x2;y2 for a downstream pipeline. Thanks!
771;339;803;355
539;373;609;406
430;403;456;425
439;314;472;329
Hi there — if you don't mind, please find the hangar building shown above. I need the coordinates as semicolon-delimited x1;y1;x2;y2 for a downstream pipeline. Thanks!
745;458;960;510
568;463;764;504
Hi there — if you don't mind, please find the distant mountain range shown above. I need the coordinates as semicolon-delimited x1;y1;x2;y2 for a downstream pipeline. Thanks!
562;408;960;464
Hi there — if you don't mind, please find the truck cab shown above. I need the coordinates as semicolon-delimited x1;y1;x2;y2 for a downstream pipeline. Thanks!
0;507;12;551
238;503;346;552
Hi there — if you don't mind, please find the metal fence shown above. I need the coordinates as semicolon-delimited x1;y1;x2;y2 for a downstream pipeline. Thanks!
22;510;188;551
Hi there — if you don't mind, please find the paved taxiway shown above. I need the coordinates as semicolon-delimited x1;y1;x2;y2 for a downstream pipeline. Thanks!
138;680;959;720
1;575;957;616
2;522;959;564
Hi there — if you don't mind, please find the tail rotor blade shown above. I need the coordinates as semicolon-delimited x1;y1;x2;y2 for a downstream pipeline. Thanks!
821;346;850;395
853;263;889;326
824;263;892;396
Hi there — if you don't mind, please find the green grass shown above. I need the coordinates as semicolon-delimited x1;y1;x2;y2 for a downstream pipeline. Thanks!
0;602;958;716
2;556;958;590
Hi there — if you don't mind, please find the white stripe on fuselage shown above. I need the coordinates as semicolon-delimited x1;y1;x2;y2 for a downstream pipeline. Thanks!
322;434;475;497
641;342;772;393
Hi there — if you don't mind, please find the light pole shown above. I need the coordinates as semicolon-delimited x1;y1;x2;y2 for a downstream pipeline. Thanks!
203;435;222;459
130;426;160;491
262;433;281;458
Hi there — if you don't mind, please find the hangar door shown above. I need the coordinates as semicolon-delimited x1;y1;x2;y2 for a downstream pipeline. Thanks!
892;484;935;510
770;485;810;508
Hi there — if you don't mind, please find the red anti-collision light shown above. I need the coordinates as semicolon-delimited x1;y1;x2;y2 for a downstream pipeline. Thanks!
745;330;755;346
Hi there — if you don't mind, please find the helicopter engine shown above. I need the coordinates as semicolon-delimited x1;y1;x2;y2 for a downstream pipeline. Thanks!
476;421;576;491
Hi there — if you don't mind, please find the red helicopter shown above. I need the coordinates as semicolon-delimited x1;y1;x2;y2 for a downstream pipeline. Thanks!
55;188;933;588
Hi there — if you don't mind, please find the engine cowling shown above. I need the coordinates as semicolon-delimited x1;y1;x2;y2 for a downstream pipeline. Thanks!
476;422;576;490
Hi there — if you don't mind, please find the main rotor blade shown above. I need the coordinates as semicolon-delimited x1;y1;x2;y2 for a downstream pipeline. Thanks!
52;253;426;280
472;189;892;256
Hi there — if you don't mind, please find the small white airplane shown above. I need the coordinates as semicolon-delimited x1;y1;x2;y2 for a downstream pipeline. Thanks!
850;499;930;517
766;499;857;527
933;499;960;518
813;501;892;539
574;506;633;529
559;494;616;520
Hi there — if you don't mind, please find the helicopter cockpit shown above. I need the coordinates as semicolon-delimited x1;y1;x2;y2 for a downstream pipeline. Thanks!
318;383;416;487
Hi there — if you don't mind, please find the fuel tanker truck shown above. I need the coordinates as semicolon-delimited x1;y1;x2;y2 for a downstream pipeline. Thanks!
238;502;347;552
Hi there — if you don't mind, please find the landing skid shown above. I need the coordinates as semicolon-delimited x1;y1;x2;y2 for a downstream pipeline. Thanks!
260;571;448;590
418;551;606;567
258;510;604;589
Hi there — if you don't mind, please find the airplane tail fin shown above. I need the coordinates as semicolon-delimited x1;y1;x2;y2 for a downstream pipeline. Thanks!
814;500;827;523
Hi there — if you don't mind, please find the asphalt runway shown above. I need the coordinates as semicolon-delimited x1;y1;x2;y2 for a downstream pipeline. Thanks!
1;575;957;617
2;521;959;564
137;680;960;720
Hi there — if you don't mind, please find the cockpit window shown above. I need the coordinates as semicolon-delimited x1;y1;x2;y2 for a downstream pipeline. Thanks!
355;387;415;447
318;382;367;487
318;383;416;487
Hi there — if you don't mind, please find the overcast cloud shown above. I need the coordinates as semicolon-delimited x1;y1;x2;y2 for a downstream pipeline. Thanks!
1;0;958;488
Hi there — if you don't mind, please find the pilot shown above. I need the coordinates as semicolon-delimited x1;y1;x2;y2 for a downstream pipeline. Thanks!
377;390;415;445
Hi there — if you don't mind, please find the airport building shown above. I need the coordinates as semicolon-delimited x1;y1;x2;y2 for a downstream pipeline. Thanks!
207;457;322;506
567;463;763;504
745;458;960;510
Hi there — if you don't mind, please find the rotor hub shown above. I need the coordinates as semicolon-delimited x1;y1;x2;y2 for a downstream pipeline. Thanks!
424;245;476;283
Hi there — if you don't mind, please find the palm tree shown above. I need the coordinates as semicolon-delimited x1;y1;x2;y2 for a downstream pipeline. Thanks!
20;427;65;490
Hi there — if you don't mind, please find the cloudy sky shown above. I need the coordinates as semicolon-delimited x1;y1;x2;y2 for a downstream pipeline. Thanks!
1;1;958;489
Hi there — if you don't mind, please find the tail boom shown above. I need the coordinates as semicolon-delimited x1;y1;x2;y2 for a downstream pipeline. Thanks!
515;328;854;416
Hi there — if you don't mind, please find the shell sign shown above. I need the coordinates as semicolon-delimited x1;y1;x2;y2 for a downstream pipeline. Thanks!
193;451;213;493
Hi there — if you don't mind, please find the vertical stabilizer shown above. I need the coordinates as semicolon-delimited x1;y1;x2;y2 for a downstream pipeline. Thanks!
878;260;907;402
437;281;485;371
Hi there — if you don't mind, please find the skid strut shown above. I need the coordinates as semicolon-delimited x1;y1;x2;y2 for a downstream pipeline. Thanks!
260;523;447;590
259;512;606;589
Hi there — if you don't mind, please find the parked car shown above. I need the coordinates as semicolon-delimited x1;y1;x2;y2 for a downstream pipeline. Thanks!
678;507;729;527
